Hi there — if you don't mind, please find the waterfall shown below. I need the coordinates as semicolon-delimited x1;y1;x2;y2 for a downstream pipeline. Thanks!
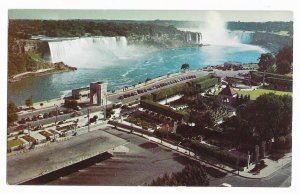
228;31;254;44
48;36;129;67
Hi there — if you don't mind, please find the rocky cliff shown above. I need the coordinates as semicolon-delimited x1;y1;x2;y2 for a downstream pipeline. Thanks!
8;39;76;78
252;32;293;53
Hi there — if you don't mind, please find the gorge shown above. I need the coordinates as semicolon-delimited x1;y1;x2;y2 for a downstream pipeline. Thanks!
7;19;293;105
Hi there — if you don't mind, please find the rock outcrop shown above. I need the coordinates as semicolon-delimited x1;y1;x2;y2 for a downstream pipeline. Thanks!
252;32;293;53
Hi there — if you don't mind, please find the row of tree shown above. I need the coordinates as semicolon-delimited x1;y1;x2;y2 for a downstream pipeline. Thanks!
235;94;251;106
258;46;293;75
8;97;33;125
9;20;184;39
227;21;293;35
222;93;292;147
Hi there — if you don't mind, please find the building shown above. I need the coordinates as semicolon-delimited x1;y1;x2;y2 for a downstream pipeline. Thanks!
72;87;90;99
218;85;237;104
90;81;107;106
223;62;243;70
69;81;107;106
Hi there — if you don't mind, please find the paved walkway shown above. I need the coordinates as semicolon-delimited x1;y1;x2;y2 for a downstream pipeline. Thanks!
109;123;292;179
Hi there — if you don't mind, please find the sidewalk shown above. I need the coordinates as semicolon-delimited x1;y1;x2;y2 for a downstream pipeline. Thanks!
109;123;292;179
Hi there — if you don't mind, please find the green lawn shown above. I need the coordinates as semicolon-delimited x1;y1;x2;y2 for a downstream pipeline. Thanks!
8;139;24;148
235;89;292;100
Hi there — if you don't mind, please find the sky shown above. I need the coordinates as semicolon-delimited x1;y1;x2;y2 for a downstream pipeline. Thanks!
8;10;293;22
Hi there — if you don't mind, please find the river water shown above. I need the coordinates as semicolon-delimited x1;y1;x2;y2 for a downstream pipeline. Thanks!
8;44;266;105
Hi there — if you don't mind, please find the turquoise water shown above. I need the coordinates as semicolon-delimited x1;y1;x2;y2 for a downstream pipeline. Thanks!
8;45;266;105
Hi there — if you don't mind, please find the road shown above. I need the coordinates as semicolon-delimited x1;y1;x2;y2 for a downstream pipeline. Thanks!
209;162;291;187
14;69;250;130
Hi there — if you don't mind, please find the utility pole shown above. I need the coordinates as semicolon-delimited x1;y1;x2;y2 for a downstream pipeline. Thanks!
27;123;31;136
106;93;108;119
165;94;167;105
237;145;241;175
87;108;90;132
55;105;58;126
104;93;107;120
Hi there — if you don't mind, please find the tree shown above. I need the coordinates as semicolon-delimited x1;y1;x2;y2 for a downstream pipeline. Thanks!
145;78;151;83
8;101;18;125
190;110;214;129
181;63;190;73
236;94;292;142
276;60;291;75
90;115;98;123
258;53;275;85
25;96;33;108
150;164;209;186
221;115;252;146
276;46;293;65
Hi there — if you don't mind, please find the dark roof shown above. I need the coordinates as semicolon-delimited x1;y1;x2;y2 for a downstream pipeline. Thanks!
218;85;236;96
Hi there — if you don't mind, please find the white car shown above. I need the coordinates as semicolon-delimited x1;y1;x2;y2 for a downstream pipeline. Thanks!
75;106;82;111
220;183;232;187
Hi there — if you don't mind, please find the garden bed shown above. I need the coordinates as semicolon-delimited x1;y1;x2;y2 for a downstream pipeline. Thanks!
22;135;36;143
7;139;25;148
125;115;157;130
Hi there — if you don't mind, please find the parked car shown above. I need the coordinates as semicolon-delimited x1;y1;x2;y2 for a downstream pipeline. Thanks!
37;114;43;119
57;121;64;125
18;118;26;124
74;106;82;111
220;183;232;187
43;113;49;118
32;116;38;121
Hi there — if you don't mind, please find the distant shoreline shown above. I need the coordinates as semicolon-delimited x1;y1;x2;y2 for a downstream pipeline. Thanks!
8;65;77;83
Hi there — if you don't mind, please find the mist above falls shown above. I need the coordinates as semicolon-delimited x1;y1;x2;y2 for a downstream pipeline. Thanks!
48;36;148;68
192;11;254;46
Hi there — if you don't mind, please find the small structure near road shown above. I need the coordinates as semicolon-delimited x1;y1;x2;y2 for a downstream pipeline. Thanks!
69;81;107;106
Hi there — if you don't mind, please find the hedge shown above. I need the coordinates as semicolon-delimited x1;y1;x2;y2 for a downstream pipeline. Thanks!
152;82;188;101
140;94;154;101
155;129;248;167
250;71;293;81
265;77;292;87
189;73;218;84
187;140;248;167
195;77;220;90
140;100;189;121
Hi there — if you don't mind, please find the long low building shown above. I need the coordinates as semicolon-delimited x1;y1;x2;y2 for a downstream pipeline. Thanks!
7;129;127;184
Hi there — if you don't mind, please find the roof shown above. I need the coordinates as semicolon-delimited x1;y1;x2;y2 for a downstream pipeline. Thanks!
218;85;236;96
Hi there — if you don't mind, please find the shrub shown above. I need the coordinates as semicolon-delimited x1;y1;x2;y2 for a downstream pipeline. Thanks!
140;100;189;121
